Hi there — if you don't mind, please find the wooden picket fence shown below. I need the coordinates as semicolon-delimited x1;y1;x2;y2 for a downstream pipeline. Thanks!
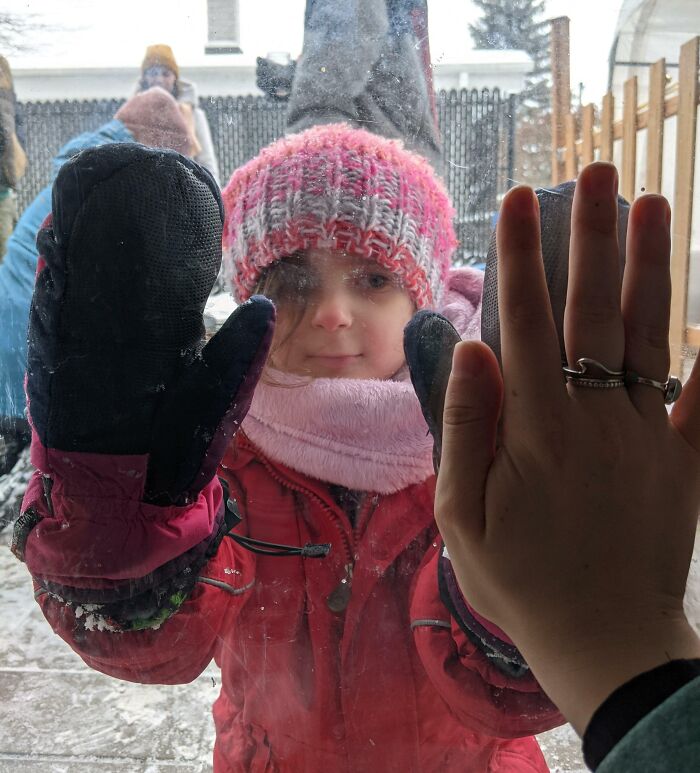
551;27;700;373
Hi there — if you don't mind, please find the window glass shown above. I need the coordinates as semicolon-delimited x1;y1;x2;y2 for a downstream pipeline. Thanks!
0;2;697;771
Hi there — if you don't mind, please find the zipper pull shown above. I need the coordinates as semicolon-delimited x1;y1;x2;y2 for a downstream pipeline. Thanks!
326;563;353;613
42;475;54;516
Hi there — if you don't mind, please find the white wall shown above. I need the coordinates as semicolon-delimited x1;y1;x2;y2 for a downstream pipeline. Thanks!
13;55;533;103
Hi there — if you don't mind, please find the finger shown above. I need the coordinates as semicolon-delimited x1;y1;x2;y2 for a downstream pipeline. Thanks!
435;341;503;544
671;354;700;455
621;195;672;415
496;186;565;407
564;163;625;373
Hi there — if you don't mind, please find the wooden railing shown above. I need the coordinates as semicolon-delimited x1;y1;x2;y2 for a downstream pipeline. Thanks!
551;23;700;372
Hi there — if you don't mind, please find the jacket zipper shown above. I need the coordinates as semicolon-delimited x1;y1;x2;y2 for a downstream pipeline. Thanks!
234;437;358;612
324;495;378;612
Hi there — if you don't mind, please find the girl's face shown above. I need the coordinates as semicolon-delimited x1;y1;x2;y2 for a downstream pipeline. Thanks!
267;247;415;379
143;66;177;94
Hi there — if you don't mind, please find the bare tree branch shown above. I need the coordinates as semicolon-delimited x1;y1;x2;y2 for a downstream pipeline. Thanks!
0;12;58;54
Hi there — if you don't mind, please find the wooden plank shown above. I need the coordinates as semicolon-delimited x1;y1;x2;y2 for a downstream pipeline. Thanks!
565;113;577;179
581;104;595;165
550;17;571;184
600;92;614;161
589;93;685;149
664;94;680;117
670;37;699;372
621;76;638;201
590;93;685;149
687;325;700;348
645;59;666;193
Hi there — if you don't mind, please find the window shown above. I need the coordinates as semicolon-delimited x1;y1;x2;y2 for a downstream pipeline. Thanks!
205;0;241;54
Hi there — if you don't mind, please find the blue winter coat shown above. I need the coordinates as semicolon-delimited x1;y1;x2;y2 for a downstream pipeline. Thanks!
0;119;134;420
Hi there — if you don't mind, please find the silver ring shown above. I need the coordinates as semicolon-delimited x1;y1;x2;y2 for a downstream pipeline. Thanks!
625;372;683;405
563;358;625;389
563;358;683;404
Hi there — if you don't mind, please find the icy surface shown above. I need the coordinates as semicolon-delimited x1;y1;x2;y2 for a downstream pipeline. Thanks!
2;524;700;771
0;529;218;772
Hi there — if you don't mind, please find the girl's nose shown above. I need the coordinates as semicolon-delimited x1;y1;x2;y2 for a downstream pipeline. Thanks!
309;289;353;331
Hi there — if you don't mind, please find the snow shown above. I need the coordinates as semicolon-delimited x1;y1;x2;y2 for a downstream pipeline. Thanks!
0;527;218;771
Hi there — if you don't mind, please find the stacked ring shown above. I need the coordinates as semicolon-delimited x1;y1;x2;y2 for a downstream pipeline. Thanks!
564;358;682;405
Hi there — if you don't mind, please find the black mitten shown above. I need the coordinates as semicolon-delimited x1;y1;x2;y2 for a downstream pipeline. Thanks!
405;311;527;675
256;56;297;101
16;144;275;629
481;181;630;365
404;180;631;675
403;311;461;473
27;143;275;504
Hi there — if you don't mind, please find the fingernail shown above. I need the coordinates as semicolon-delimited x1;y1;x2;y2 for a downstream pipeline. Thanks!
452;342;484;378
635;194;671;229
582;163;618;198
507;185;536;218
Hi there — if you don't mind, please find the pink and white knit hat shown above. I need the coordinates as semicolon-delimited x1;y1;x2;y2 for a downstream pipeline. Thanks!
222;124;457;309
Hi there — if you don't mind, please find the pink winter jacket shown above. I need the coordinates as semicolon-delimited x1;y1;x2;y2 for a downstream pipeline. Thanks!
20;268;564;771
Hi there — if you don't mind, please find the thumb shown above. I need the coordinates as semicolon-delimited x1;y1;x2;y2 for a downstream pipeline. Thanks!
436;341;503;543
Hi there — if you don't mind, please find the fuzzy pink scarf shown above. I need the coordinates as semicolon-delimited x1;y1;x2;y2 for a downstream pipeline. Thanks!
241;267;483;494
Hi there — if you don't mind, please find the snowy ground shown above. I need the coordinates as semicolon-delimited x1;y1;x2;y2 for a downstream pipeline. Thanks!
3;521;698;773
0;529;218;772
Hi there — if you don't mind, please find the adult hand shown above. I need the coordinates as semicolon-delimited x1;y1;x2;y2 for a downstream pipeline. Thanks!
435;162;700;734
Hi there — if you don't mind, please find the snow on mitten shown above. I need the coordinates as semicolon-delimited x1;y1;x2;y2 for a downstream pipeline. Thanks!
14;144;275;630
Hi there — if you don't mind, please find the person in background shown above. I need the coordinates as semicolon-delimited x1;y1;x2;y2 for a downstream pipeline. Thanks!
0;55;26;259
433;162;700;771
285;0;441;170
138;44;220;184
0;88;193;526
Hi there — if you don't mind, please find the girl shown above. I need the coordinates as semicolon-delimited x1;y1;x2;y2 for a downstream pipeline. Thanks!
17;125;562;772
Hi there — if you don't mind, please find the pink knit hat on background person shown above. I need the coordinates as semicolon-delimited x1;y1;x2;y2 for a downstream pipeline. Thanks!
115;87;192;156
222;124;457;309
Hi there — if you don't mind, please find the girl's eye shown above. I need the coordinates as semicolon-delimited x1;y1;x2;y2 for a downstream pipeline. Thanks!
358;272;391;290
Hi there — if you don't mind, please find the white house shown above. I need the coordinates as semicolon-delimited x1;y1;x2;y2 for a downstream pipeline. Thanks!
11;0;532;102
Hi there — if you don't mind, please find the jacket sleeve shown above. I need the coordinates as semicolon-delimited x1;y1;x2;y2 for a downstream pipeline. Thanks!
286;0;388;131
14;450;256;685
584;661;700;771
193;107;220;186
0;192;53;420
595;674;700;772
34;535;255;684
410;540;564;739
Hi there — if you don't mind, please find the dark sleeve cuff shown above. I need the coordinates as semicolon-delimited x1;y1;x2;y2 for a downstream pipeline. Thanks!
583;658;700;770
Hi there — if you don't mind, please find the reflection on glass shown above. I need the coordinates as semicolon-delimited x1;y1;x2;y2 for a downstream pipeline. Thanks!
0;1;698;772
